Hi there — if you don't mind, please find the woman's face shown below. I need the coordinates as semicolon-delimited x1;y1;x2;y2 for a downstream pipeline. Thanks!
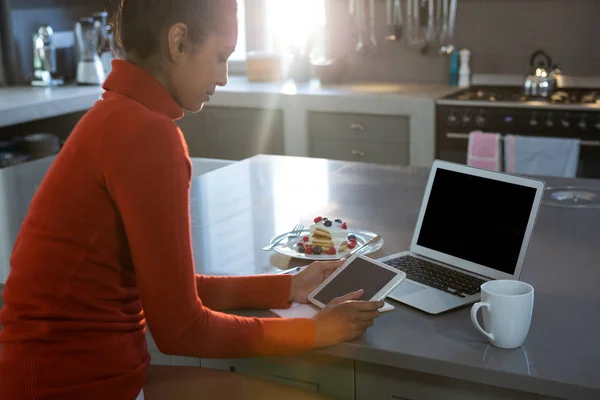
170;22;238;112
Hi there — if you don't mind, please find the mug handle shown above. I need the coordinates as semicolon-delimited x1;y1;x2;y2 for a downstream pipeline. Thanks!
471;302;495;342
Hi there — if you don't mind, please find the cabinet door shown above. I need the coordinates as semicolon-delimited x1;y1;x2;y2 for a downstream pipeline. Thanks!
202;354;354;400
177;107;285;160
355;362;560;400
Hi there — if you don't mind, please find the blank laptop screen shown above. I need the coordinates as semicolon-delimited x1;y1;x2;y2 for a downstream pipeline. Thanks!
416;168;537;275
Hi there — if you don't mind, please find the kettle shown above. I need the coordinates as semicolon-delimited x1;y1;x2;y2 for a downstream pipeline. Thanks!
523;50;561;97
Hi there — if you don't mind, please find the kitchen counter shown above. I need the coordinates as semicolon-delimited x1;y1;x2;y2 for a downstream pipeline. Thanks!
188;156;599;399
0;85;103;129
1;155;599;399
0;77;457;166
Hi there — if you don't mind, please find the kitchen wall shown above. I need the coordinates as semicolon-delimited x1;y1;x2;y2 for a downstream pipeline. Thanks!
328;0;600;83
4;0;599;85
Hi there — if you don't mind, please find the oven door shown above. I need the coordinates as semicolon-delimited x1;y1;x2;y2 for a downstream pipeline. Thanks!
435;107;600;179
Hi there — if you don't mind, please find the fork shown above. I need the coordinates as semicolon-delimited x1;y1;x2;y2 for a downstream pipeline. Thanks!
263;224;305;251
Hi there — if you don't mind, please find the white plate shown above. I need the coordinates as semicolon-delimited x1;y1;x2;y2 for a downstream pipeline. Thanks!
269;229;384;261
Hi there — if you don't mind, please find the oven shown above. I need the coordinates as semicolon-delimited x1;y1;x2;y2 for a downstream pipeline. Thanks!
435;87;600;179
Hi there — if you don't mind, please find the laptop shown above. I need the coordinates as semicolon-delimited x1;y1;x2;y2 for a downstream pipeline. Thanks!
378;160;545;314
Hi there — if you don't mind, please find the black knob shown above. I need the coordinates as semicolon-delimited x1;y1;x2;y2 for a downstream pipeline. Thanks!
595;121;600;130
447;114;458;126
546;118;554;128
561;119;570;129
462;114;472;125
475;115;486;128
529;118;539;127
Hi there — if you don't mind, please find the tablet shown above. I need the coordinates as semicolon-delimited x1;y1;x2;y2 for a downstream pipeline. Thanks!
308;254;406;309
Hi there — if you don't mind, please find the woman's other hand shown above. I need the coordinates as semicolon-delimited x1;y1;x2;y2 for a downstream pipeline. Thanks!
289;260;344;304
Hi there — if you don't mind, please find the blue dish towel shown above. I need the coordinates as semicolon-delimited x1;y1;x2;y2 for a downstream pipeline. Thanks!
504;135;580;178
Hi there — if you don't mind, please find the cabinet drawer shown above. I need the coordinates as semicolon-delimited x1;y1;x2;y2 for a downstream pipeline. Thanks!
311;138;409;166
202;354;354;400
309;111;409;143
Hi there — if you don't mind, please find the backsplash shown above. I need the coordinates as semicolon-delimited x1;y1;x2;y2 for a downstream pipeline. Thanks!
3;0;599;85
327;0;600;83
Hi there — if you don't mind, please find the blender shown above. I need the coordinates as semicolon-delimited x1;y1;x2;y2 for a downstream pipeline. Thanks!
75;17;105;85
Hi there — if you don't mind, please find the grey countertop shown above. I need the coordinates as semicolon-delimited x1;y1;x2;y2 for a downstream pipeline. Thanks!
0;76;456;129
187;156;600;400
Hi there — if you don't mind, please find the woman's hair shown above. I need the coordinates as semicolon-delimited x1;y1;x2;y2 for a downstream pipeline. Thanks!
114;0;237;60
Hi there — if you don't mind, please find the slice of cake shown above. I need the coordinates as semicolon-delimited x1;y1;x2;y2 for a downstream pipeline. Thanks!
296;216;357;256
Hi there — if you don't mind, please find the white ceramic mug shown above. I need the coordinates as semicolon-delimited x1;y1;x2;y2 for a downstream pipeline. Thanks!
471;280;534;349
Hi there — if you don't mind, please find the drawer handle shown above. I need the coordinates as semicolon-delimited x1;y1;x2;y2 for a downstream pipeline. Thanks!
350;123;365;131
352;149;367;157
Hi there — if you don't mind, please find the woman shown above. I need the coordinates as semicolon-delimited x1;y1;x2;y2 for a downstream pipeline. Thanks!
0;1;383;399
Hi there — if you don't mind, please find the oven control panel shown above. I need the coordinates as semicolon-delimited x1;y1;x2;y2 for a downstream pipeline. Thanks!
439;106;600;138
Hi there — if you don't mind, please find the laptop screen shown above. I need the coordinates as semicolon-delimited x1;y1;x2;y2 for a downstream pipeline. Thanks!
416;168;538;275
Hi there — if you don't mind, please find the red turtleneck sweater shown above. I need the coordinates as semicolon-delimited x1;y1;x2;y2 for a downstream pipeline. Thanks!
0;60;314;400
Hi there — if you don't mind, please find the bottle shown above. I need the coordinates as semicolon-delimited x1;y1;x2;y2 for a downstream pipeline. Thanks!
458;49;471;88
449;50;459;86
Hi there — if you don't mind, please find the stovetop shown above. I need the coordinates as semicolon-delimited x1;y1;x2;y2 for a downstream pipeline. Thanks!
439;86;600;110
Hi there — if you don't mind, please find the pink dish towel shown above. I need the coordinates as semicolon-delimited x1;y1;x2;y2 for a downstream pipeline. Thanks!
467;131;502;171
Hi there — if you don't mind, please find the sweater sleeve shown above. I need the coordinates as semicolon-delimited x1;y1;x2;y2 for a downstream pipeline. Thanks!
195;274;294;311
104;119;314;358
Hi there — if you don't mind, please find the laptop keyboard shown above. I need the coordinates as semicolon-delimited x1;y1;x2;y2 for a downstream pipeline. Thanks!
383;255;487;298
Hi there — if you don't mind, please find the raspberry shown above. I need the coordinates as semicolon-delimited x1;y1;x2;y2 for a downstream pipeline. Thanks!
341;222;348;230
314;216;323;223
348;241;357;249
302;236;310;242
328;247;337;255
305;246;313;255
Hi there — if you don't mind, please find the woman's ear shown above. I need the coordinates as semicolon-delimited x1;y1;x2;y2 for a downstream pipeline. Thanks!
167;23;189;62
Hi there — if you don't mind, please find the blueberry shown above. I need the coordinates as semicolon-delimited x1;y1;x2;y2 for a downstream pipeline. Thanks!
298;246;305;253
323;217;329;221
335;219;342;223
324;220;332;227
348;234;356;241
313;246;322;255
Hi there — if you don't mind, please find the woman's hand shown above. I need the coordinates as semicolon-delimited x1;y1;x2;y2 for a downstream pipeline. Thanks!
289;260;344;304
312;289;383;348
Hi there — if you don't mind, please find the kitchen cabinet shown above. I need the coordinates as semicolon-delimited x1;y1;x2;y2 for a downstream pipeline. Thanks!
354;362;561;400
176;106;285;161
201;354;354;400
308;111;410;165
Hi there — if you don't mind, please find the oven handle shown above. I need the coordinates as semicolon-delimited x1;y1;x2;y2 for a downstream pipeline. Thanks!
445;132;600;147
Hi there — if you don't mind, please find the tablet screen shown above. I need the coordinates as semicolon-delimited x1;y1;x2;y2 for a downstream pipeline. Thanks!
313;257;398;305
